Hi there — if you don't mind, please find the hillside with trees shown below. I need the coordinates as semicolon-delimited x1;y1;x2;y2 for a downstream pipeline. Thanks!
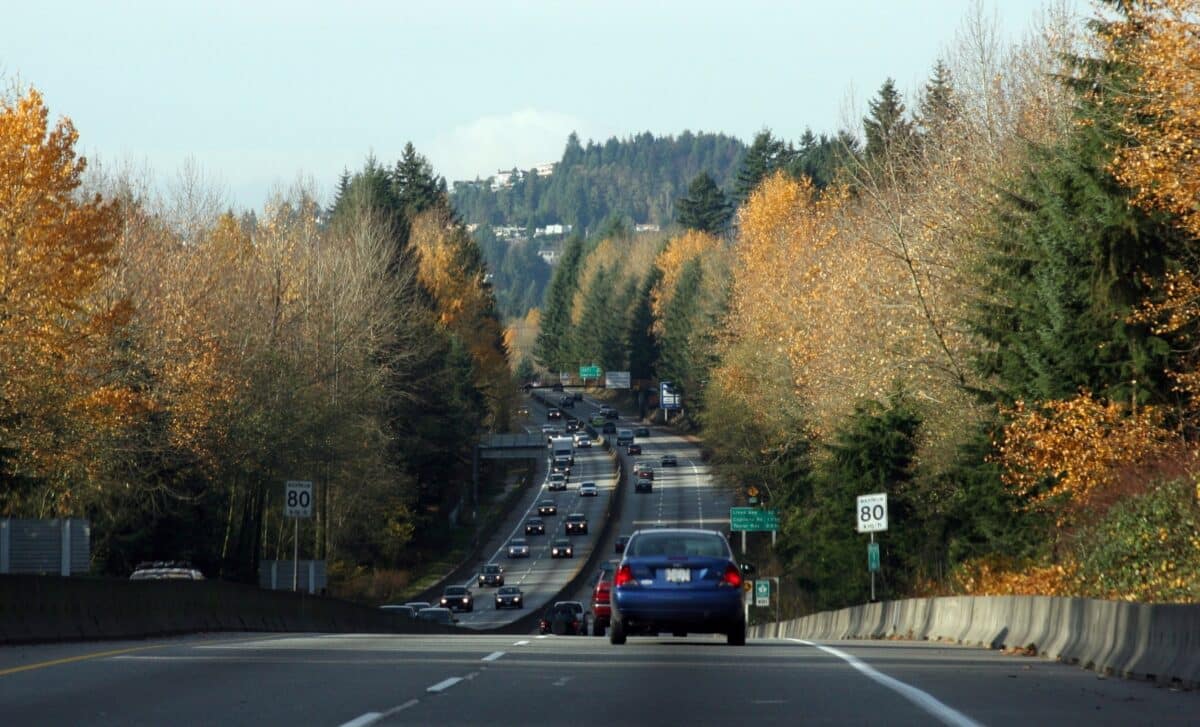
451;131;746;234
530;1;1200;613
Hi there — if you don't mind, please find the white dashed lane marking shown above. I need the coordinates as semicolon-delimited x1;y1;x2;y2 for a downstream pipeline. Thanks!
426;677;463;693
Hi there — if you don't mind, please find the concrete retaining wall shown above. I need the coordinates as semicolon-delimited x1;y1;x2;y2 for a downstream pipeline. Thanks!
749;595;1200;688
0;575;454;644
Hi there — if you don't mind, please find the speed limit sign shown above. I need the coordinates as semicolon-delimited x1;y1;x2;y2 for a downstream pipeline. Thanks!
285;480;314;518
856;493;888;533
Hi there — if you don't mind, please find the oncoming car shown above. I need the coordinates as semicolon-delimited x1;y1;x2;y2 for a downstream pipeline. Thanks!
538;500;558;516
440;585;474;612
508;538;531;558
478;563;504;587
495;586;524;610
660;454;678;467
609;528;752;646
526;517;547;534
565;513;589;535
579;481;598;497
551;539;574;558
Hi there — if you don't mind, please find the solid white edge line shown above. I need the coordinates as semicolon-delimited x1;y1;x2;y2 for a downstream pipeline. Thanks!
482;651;505;662
790;639;984;727
426;677;464;693
338;713;382;727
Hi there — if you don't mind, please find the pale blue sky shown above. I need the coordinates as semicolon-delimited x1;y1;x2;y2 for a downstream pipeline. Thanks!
1;0;1084;209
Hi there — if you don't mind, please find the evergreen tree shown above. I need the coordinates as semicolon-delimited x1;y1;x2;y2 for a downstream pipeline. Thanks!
787;129;854;189
916;60;957;138
733;130;793;204
675;172;732;234
790;393;921;609
534;236;585;372
656;258;704;394
626;268;661;382
863;78;914;161
971;44;1179;407
391;142;448;218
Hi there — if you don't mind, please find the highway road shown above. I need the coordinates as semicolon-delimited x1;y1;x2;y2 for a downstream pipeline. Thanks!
1;631;1194;725
449;393;618;629
550;390;735;607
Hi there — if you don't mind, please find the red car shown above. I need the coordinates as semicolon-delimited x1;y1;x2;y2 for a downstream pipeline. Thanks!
591;561;618;636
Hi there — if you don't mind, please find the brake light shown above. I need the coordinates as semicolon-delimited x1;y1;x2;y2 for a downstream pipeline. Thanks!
614;564;635;587
720;564;743;588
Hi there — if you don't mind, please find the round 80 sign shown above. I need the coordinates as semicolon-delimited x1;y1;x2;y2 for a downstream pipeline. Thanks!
856;493;888;533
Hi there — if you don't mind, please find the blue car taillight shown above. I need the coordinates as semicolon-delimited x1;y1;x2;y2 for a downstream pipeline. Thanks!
718;564;743;588
614;564;635;587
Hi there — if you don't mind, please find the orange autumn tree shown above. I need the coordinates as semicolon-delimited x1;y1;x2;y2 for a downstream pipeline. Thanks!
1106;1;1200;420
1106;0;1200;241
997;393;1174;523
0;88;131;514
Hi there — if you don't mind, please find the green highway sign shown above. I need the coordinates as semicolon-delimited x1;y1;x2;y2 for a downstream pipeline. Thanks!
868;542;880;572
579;365;601;379
755;579;770;607
730;507;779;532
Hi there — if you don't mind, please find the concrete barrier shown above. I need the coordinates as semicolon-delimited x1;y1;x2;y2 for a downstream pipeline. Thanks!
749;595;1200;688
0;575;456;644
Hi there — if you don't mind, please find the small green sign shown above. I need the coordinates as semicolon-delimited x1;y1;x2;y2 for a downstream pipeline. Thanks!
579;365;601;379
868;542;880;572
730;507;779;532
755;579;770;607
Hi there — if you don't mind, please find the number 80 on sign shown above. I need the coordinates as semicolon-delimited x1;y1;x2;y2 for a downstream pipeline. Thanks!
285;480;314;518
856;493;887;533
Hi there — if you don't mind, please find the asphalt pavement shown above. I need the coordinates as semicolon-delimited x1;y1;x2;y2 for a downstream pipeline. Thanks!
2;631;1194;726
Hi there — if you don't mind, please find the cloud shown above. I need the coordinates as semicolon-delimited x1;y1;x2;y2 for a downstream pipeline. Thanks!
426;108;613;182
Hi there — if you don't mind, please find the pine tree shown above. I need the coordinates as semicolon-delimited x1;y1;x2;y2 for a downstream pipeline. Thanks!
916;60;957;138
675;172;732;234
733;130;793;204
794;394;922;609
656;258;704;395
391;142;448;218
534;236;585;372
863;78;914;161
626;269;661;382
971;59;1178;406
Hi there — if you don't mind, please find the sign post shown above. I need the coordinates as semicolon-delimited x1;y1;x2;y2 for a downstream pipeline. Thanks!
856;493;888;602
285;480;314;592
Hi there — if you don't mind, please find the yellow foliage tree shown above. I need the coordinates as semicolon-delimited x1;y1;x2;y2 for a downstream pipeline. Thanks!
651;230;724;331
1106;0;1200;241
409;208;511;423
0;88;129;513
997;393;1175;521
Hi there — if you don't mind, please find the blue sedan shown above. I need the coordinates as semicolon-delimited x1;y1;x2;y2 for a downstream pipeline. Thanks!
609;528;750;646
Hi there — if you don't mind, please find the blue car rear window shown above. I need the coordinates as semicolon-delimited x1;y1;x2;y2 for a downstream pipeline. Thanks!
628;533;728;558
